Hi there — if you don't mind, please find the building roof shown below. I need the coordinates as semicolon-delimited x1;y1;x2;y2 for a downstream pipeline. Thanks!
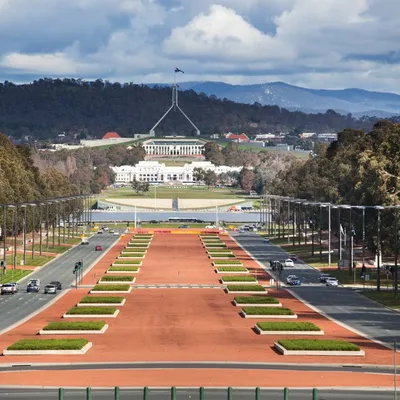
143;138;207;146
102;132;121;139
226;133;249;141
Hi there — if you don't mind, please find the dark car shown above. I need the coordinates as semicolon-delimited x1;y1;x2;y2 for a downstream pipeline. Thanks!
26;283;39;293
95;245;103;251
289;254;298;261
50;281;62;290
179;224;190;228
149;220;159;224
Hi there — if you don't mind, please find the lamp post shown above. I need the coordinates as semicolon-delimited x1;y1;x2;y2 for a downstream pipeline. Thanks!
62;199;66;243
395;206;399;299
39;203;44;256
287;200;291;244
319;203;332;267
376;206;384;291
3;205;6;265
11;205;17;272
46;201;51;251
21;205;27;265
30;204;36;259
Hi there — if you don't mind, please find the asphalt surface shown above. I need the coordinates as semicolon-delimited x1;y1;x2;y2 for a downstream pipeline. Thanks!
0;232;118;332
92;211;261;223
0;388;397;400
233;233;400;348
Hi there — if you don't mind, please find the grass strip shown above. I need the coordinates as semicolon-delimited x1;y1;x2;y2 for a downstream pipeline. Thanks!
277;339;360;351
211;254;236;258
227;285;265;292
257;322;321;331
205;244;227;247
100;275;134;282
234;296;279;304
217;267;248;272
66;307;117;315
108;266;139;272
359;290;400;309
243;307;294;315
7;339;89;350
43;322;105;331
207;249;233;253
222;276;257;282
79;296;124;304
213;260;243;265
113;260;141;264
92;284;130;291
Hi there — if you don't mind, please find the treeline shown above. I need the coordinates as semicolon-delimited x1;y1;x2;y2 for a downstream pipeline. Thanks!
0;79;386;140
271;121;400;255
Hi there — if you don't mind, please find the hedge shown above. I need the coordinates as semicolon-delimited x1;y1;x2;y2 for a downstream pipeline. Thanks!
242;307;294;315
7;339;89;351
234;296;279;304
257;322;321;331
128;243;149;246
125;247;148;251
80;296;124;304
217;267;248;272
122;249;146;254
278;339;360;351
221;276;257;282
210;254;236;258
100;275;134;282
119;254;144;258
207;249;233;253
108;266;139;272
205;244;227;247
214;260;243;265
43;322;106;331
66;306;117;315
227;285;265;292
92;284;130;291
113;260;141;265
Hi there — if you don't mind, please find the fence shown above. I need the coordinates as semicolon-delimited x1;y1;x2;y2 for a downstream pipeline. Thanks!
57;387;320;399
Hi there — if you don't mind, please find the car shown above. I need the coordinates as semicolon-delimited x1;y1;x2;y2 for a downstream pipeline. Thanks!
289;276;301;286
97;230;103;234
179;225;190;228
81;238;89;245
109;229;115;233
284;259;295;268
149;220;159;224
289;254;298;261
28;279;40;289
205;225;216;229
44;284;57;294
113;231;119;236
50;281;62;290
27;283;39;293
1;283;16;295
326;277;339;287
319;273;331;283
286;275;297;284
95;245;103;251
102;226;109;231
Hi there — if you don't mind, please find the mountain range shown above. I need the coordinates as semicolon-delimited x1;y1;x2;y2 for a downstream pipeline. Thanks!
148;81;400;117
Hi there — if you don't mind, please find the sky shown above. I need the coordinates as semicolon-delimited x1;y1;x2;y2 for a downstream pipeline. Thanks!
1;0;400;92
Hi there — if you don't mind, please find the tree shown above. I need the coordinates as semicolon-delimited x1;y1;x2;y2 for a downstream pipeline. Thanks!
204;170;217;188
193;167;205;182
131;178;149;194
239;169;255;193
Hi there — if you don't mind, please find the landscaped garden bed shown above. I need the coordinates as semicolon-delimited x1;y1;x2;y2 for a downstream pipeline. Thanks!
90;284;132;293
126;245;149;250
120;253;144;259
207;249;233;253
64;306;119;318
255;322;323;335
275;339;364;356
233;296;281;307
3;339;92;355
215;267;249;274
98;275;135;284
40;321;108;335
107;266;140;274
113;259;142;265
241;307;297;318
122;248;146;254
225;284;266;293
221;275;257;284
209;254;236;259
204;243;227;248
78;296;126;306
212;260;244;267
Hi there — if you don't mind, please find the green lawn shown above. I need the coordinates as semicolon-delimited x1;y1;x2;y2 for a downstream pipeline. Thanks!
359;290;400;309
33;244;69;254
0;269;31;284
326;269;392;286
5;254;54;267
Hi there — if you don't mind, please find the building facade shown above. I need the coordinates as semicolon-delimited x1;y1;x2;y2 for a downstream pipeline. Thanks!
142;138;207;157
112;161;243;184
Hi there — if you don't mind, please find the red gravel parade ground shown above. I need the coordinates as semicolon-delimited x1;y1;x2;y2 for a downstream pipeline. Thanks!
0;232;398;387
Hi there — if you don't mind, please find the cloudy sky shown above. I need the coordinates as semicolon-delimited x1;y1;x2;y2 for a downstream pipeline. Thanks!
1;0;400;92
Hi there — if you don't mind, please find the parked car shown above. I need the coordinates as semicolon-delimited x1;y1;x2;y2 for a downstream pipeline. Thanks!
326;277;339;287
50;281;62;290
1;283;16;295
44;284;57;294
95;245;103;251
284;259;295;268
319;274;331;283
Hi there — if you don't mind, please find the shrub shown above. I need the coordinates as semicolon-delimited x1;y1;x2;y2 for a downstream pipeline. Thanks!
100;275;134;282
257;322;321;331
227;285;265;292
108;266;139;272
92;284;130;291
242;307;294;315
217;267;248;272
80;296;124;304
234;296;279;304
214;260;243;265
119;254;144;258
210;254;236;258
207;249;232;253
113;260;141;265
277;339;360;351
66;307;117;315
43;322;106;331
205;244;227;247
221;276;257;282
7;339;89;351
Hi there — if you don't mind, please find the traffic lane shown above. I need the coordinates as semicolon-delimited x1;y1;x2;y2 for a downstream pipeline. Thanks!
292;286;400;346
0;388;395;400
0;234;118;332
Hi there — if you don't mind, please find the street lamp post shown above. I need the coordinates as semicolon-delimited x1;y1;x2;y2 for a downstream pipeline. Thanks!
311;205;315;257
39;203;44;256
328;204;331;267
46;201;50;251
287;200;291;244
292;200;296;247
12;205;17;272
31;204;36;260
376;206;384;291
395;207;399;299
62;200;66;243
3;205;6;265
319;205;322;261
21;205;27;265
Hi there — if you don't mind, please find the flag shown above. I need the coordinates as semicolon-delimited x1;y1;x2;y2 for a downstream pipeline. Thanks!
340;224;344;236
175;67;184;73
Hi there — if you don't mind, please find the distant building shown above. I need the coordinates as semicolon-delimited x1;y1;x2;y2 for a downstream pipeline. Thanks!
315;133;337;142
102;131;121;139
142;138;207;158
112;161;243;184
225;132;249;142
300;132;316;139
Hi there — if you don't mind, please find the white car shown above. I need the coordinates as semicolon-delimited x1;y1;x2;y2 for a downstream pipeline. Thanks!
326;277;339;287
284;259;295;268
286;275;297;284
113;231;119;236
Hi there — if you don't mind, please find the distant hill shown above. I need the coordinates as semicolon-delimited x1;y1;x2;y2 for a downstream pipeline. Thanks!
0;79;386;140
148;81;400;117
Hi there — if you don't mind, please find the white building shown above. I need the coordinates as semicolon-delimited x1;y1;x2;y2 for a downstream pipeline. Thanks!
112;161;243;184
142;138;207;157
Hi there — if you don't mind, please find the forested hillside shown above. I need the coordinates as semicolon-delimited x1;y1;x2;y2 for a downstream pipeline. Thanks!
0;79;384;140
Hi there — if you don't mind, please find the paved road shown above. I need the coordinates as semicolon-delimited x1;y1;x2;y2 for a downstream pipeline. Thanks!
233;233;400;348
0;388;396;400
0;233;118;332
92;211;262;223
